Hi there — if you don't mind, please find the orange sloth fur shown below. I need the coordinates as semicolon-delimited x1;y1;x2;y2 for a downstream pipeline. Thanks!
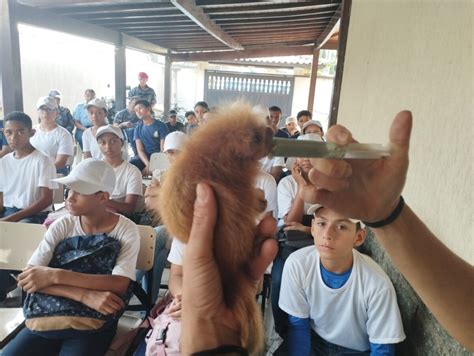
158;102;274;354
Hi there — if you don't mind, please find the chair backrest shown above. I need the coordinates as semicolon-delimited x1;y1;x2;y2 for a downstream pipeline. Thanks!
53;181;65;205
136;225;156;272
0;222;46;271
149;152;170;172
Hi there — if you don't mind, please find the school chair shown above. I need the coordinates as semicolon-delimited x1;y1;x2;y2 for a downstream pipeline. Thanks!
0;222;46;349
107;225;156;356
148;152;170;173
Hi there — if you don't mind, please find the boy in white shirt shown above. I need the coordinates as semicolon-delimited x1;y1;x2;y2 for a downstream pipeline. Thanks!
96;124;143;217
279;204;405;355
0;111;57;223
30;96;74;174
4;159;140;356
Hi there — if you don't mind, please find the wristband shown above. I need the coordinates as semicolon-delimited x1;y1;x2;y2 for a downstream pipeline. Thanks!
363;196;405;228
192;345;248;356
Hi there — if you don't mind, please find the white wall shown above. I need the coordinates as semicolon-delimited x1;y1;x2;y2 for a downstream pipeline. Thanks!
19;24;115;120
338;0;473;262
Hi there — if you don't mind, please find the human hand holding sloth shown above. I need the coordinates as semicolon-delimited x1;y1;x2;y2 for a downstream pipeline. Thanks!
154;102;278;353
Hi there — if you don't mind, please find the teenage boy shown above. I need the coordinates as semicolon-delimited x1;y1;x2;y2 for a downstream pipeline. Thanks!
31;96;74;174
166;110;185;133
130;99;168;175
0;111;57;223
49;89;74;134
114;96;140;156
96;125;143;217
3;159;140;356
73;89;95;150
268;106;290;138
279;204;405;355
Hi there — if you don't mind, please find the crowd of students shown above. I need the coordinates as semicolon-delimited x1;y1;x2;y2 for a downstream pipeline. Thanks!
0;74;472;355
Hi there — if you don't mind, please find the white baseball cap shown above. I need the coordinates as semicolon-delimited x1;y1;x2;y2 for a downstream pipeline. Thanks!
307;204;360;224
53;159;116;195
285;116;297;125
86;98;107;110
302;120;323;133
37;96;58;110
163;131;187;152
96;124;124;140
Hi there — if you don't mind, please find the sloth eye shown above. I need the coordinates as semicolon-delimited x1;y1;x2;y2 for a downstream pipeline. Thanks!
253;133;262;144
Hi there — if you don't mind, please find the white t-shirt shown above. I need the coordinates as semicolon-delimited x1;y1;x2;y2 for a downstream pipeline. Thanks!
0;150;58;211
111;161;143;201
255;170;278;219
29;214;140;281
259;155;285;173
279;247;406;351
30;125;74;161
168;238;186;266
277;175;312;224
82;127;104;160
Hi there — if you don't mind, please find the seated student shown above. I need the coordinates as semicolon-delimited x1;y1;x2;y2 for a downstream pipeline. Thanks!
296;110;312;129
166;110;185;133
184;110;198;135
96;125;143;217
73;89;95;151
0;119;12;158
271;137;316;337
3;159;140;356
130;99;169;176
138;131;188;303
279;204;405;355
302;119;324;137
114;96;140;156
49;90;75;135
30;96;74;175
82;98;108;160
282;116;300;139
194;101;209;126
260;155;286;183
269;106;290;138
0;111;57;223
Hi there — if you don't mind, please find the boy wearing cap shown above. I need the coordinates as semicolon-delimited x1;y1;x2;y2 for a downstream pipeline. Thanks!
128;72;156;106
166;110;185;133
114;96;140;156
302;120;324;137
130;99;168;175
49;89;74;134
4;159;140;356
96;125;143;217
283;116;300;139
0;111;57;223
279;205;405;355
31;96;74;174
82;98;109;160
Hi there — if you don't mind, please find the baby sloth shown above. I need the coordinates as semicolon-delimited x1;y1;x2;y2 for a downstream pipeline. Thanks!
159;102;274;354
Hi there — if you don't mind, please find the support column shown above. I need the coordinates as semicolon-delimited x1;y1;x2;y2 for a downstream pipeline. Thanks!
114;34;126;111
307;48;320;112
163;50;172;115
0;0;23;114
329;0;352;126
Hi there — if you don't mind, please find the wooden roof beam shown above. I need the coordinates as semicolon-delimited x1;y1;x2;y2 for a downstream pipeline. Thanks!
172;45;316;62
171;0;243;50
